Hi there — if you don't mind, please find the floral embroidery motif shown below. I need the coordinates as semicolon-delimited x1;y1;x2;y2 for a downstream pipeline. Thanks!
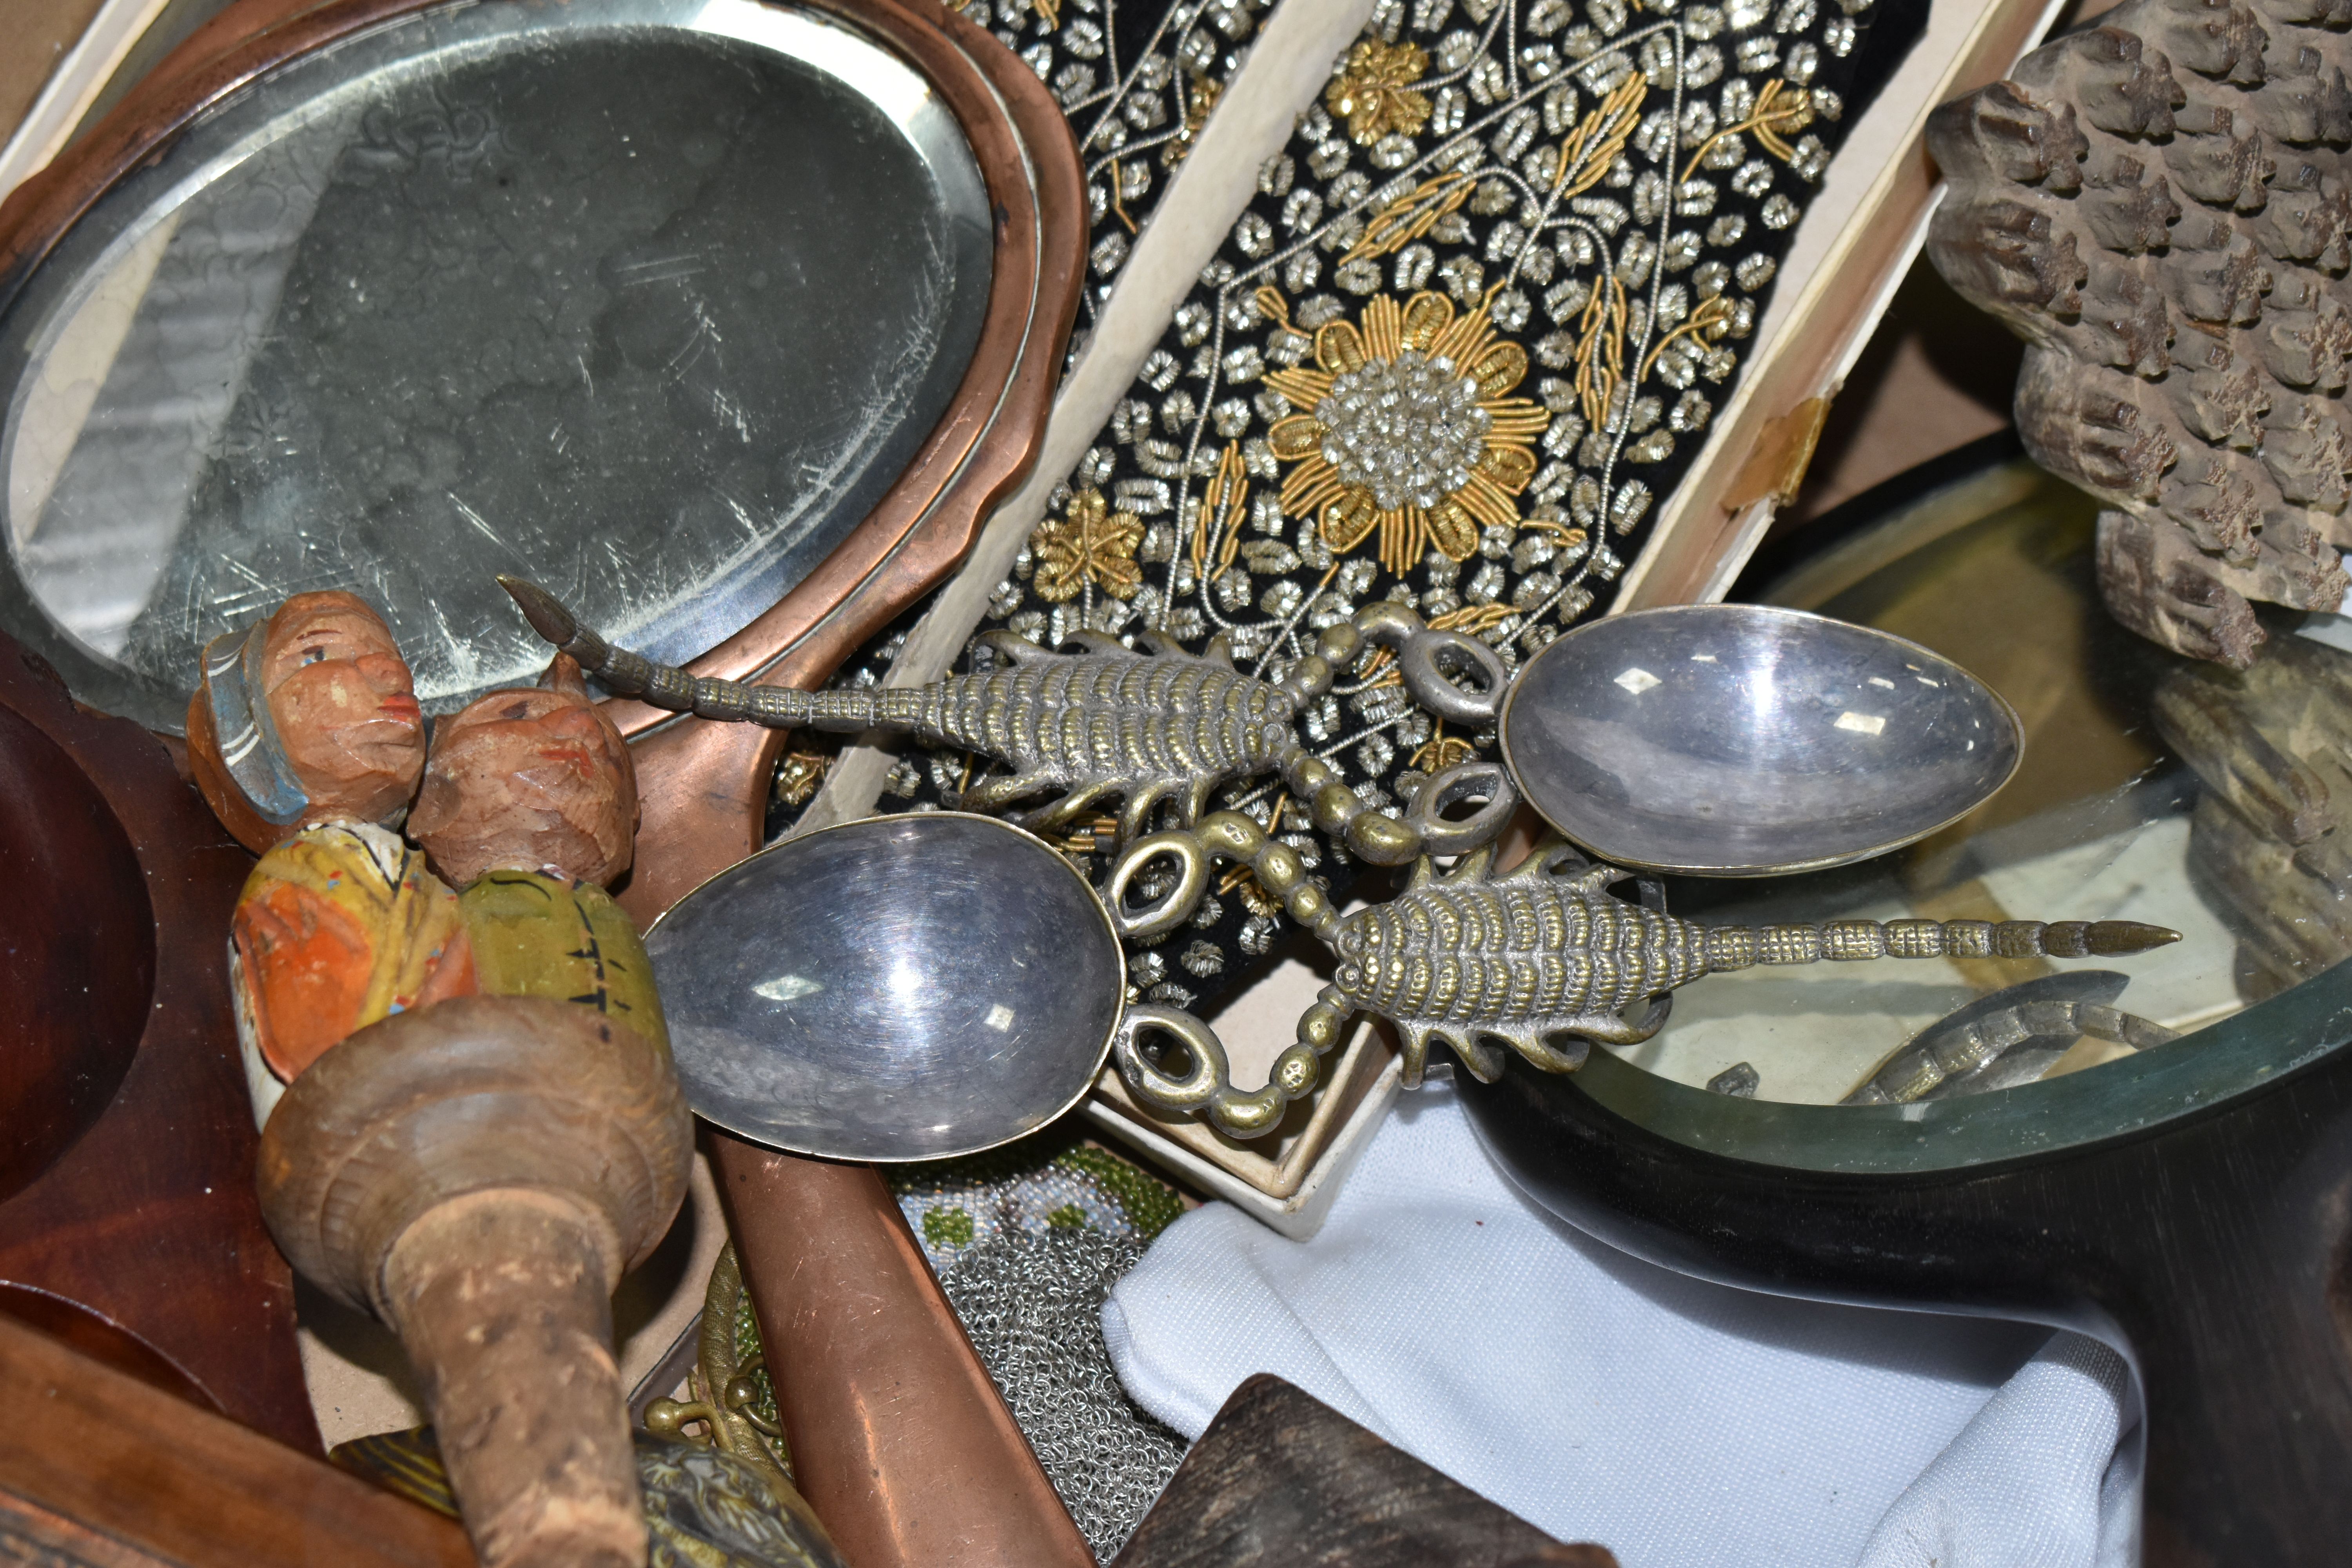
782;0;1920;1027
1264;290;1550;575
1161;74;1223;168
1324;39;1431;146
949;0;1283;325
1032;490;1145;602
1680;78;1816;181
771;744;831;808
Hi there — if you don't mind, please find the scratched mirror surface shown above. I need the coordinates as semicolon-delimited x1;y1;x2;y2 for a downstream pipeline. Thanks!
0;0;993;731
1588;452;2334;1120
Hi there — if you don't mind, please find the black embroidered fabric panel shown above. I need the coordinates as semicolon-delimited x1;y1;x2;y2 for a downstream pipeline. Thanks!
775;0;1924;1020
955;0;1289;335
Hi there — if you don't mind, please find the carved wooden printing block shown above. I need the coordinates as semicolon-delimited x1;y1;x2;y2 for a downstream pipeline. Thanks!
1926;0;2352;667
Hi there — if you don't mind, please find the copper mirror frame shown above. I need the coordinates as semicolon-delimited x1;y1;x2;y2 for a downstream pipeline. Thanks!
0;0;1085;917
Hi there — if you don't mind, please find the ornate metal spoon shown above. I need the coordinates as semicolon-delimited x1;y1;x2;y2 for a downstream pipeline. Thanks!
644;811;1125;1162
642;810;1105;1568
1498;603;2025;876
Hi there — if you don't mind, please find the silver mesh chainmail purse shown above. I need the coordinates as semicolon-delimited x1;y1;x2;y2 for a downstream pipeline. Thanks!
939;1228;1188;1560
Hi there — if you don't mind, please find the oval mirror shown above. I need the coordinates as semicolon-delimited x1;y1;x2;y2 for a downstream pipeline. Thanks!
0;0;1071;735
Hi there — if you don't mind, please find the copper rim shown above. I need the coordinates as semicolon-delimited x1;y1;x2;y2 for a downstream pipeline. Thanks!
0;0;1085;913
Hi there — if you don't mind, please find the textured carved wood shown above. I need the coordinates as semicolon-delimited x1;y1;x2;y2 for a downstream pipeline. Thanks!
258;995;692;1568
2153;630;2352;994
184;591;429;855
0;635;313;1450
1926;0;2352;667
1112;1374;1616;1568
408;656;637;891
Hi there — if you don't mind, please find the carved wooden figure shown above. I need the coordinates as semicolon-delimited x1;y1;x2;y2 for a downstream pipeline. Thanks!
192;601;692;1568
187;591;429;851
408;653;639;890
328;650;686;1568
188;593;467;1120
1926;0;2352;667
228;824;475;1117
410;653;664;1051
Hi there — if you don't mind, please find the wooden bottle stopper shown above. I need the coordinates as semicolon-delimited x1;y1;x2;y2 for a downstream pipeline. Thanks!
258;995;691;1568
187;592;428;853
255;652;679;1568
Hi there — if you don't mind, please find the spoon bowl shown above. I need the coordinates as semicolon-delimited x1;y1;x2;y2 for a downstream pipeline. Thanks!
1499;604;2022;876
645;813;1124;1162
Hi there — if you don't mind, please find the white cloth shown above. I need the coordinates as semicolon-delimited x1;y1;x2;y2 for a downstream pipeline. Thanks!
1103;1085;2142;1568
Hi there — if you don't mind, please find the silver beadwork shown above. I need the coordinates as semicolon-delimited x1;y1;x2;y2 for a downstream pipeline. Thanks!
1316;348;1490;510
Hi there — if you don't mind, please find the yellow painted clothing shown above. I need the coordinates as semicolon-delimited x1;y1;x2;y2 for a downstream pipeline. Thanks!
230;822;474;1091
458;869;669;1053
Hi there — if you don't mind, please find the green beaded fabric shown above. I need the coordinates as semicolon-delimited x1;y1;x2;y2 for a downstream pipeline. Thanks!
892;1135;1188;1274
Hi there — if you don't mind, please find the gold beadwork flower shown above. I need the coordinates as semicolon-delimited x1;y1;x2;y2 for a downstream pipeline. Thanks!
1324;40;1432;145
1032;490;1144;602
1264;291;1550;576
1162;75;1223;167
773;743;832;808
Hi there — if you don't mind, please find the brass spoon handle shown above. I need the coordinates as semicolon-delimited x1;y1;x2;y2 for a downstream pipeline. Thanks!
711;1134;1092;1568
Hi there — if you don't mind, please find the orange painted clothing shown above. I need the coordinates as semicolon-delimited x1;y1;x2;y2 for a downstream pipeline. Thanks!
230;822;475;1087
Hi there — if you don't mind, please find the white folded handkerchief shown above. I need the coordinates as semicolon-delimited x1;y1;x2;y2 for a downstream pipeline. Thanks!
1102;1084;2140;1567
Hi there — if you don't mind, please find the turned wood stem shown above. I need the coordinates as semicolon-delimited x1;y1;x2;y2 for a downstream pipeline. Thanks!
259;996;691;1568
382;1190;640;1568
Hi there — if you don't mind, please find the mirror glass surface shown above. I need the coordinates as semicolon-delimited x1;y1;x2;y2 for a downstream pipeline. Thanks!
0;0;993;730
1579;455;2352;1161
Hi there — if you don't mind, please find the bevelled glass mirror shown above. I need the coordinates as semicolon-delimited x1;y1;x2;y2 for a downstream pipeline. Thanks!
0;0;1058;735
1459;445;2352;1566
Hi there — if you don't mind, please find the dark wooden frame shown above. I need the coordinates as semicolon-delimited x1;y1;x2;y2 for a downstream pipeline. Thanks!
0;635;314;1451
0;1312;468;1566
0;0;1087;921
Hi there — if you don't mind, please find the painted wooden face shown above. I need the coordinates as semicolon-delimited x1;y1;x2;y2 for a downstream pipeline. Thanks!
406;658;637;888
260;593;427;825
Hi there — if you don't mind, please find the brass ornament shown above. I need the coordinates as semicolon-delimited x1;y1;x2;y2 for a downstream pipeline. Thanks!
1032;489;1146;603
645;1245;795;1499
1107;827;2183;1139
1323;39;1432;146
499;577;1519;858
